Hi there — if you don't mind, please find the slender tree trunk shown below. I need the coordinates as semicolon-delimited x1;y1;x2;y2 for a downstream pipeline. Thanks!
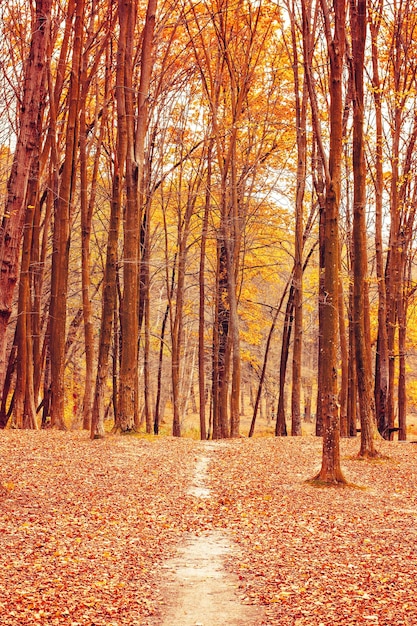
290;6;307;437
350;0;378;457
91;6;127;439
250;281;289;438
338;275;348;438
212;241;230;439
154;263;176;435
398;273;407;441
79;44;110;430
143;203;152;434
198;143;212;441
370;3;389;439
275;287;293;436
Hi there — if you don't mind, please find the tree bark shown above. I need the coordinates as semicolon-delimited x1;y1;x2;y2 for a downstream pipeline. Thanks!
311;0;347;485
290;5;307;437
91;3;127;439
350;0;378;457
0;0;52;391
49;0;85;429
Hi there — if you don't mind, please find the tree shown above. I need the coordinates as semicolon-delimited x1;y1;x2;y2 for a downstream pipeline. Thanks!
0;0;52;392
350;0;378;457
49;0;85;429
118;0;158;433
91;1;127;439
310;0;347;484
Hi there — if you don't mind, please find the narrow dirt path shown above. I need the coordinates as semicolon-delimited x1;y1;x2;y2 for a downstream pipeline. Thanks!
155;443;264;626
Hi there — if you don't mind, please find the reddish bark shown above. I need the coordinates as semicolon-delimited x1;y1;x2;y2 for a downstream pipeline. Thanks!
0;0;52;390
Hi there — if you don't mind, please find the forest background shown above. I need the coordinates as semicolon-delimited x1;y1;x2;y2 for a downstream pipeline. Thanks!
1;0;417;478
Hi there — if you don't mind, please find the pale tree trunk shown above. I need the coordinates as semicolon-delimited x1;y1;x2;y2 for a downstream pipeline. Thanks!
311;0;346;484
290;37;307;437
198;142;212;441
0;0;52;392
301;0;327;439
171;191;198;437
350;0;378;457
212;242;231;439
385;78;402;441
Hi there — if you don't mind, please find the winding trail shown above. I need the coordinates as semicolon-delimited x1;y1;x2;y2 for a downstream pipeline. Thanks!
156;443;264;626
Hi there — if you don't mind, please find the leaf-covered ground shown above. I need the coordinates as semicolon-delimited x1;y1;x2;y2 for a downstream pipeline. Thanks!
0;431;416;625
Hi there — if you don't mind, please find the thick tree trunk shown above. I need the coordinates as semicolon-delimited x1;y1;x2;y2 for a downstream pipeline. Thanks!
14;173;39;429
0;0;52;391
312;0;346;485
49;0;85;429
118;0;157;433
118;0;138;433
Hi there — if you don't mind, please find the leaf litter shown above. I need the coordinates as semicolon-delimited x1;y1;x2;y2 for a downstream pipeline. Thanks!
0;431;416;625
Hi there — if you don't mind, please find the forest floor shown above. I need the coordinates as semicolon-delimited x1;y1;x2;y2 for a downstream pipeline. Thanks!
0;430;417;626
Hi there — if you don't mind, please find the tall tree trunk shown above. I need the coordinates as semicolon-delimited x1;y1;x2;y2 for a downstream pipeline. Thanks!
0;0;52;391
370;3;389;438
118;0;139;432
198;143;212;441
154;262;176;435
49;0;85;429
312;0;346;485
14;171;39;429
290;3;307;437
398;269;407;441
91;4;127;439
350;0;378;457
79;39;110;431
212;241;230;439
118;0;157;432
338;275;348;437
